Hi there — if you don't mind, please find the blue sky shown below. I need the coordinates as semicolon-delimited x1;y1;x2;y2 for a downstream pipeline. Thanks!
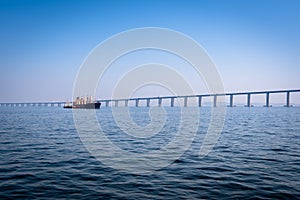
0;0;299;102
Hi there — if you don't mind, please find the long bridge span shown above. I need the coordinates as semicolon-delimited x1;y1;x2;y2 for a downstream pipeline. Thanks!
1;89;300;108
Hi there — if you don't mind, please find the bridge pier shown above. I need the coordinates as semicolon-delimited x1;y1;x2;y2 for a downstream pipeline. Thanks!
183;97;188;107
115;100;118;107
170;97;175;107
246;93;251;107
105;100;109;107
265;92;270;107
125;100;128;107
135;99;139;107
198;96;202;107
146;99;150;107
286;91;290;107
158;98;162;107
213;95;217;107
229;94;233;107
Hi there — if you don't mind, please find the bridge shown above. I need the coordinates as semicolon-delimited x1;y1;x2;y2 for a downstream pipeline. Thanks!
0;102;66;107
1;89;300;108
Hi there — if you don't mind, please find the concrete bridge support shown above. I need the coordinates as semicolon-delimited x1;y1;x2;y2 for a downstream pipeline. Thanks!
198;96;202;107
286;92;290;107
229;94;233;107
135;99;139;107
158;98;162;107
170;97;175;107
184;97;188;107
213;95;217;107
125;100;128;107
146;99;150;107
105;100;109;107
265;92;270;107
246;94;251;107
115;100;118;107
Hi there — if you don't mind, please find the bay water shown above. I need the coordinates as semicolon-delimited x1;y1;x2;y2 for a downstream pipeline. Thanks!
0;106;299;199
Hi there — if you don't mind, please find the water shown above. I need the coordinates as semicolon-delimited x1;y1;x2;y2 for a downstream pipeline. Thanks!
0;106;299;199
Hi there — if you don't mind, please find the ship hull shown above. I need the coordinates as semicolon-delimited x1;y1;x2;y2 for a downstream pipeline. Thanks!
64;102;101;109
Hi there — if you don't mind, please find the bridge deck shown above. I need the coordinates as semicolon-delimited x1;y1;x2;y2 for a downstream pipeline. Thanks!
1;89;299;107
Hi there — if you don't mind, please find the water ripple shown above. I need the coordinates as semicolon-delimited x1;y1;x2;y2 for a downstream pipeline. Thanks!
0;107;299;199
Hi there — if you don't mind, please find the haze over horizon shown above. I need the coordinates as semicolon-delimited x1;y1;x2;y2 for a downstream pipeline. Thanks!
0;0;299;103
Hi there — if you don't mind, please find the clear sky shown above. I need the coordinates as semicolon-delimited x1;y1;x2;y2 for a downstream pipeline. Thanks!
0;0;299;103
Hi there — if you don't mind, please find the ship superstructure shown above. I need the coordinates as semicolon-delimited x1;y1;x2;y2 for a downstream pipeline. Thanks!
64;96;101;109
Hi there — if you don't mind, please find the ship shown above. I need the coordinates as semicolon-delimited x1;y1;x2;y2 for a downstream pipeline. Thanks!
64;96;101;109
